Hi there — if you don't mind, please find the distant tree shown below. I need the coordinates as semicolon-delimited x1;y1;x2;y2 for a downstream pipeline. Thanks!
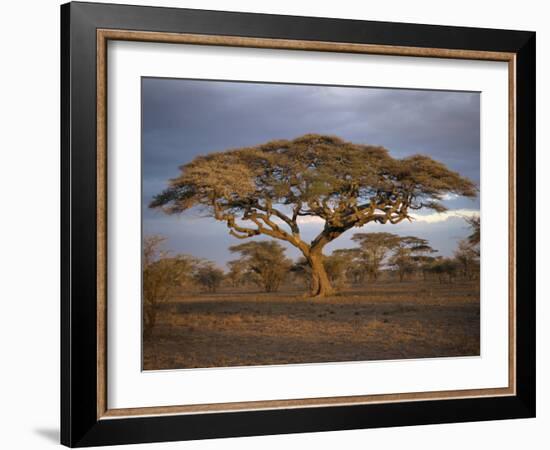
351;232;401;281
193;262;224;293
417;255;440;281
389;236;437;282
142;235;197;338
229;241;292;292
429;257;459;283
390;247;416;282
143;235;165;269
151;134;477;297
454;239;480;280
466;215;480;252
290;257;311;287
323;253;350;288
226;259;248;288
332;248;366;285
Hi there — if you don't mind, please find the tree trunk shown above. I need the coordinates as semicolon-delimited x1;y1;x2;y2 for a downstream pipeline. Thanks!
307;251;334;298
298;225;348;298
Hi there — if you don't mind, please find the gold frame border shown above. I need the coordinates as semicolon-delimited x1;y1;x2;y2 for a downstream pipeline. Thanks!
96;29;517;420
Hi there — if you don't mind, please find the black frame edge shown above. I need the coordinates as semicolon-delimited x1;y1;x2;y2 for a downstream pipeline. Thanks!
60;2;72;447
62;2;102;446
514;32;536;417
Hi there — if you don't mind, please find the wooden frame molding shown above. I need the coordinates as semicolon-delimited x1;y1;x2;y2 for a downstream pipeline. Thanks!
96;29;517;420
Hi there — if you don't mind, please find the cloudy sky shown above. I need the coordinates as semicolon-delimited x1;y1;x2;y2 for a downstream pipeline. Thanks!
142;77;480;267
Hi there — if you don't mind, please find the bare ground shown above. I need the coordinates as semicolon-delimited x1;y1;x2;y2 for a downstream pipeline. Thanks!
143;281;480;370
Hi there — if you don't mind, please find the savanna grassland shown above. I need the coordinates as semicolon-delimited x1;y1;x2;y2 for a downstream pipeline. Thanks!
143;280;479;370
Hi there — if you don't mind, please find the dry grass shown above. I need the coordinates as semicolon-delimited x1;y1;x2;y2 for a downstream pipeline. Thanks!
143;281;480;370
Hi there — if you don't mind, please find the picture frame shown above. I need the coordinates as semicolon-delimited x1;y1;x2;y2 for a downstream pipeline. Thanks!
60;1;536;447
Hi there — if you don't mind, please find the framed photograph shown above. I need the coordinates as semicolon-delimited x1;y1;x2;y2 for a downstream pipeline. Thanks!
61;2;535;447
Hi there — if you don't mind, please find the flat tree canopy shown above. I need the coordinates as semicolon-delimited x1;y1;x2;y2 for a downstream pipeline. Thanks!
151;134;477;297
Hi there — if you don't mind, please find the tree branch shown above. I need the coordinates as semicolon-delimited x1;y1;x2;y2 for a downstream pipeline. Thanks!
212;197;309;252
253;201;301;236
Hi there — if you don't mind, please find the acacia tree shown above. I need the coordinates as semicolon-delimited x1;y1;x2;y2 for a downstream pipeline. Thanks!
389;236;437;282
417;254;439;281
142;235;197;338
454;239;480;280
193;262;224;293
226;259;248;288
332;248;366;285
351;232;401;281
429;257;459;283
290;257;312;287
466;215;480;253
229;241;292;293
323;253;351;288
151;134;476;297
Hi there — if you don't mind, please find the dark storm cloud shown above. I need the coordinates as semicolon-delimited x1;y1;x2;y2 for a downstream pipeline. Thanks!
142;77;480;265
